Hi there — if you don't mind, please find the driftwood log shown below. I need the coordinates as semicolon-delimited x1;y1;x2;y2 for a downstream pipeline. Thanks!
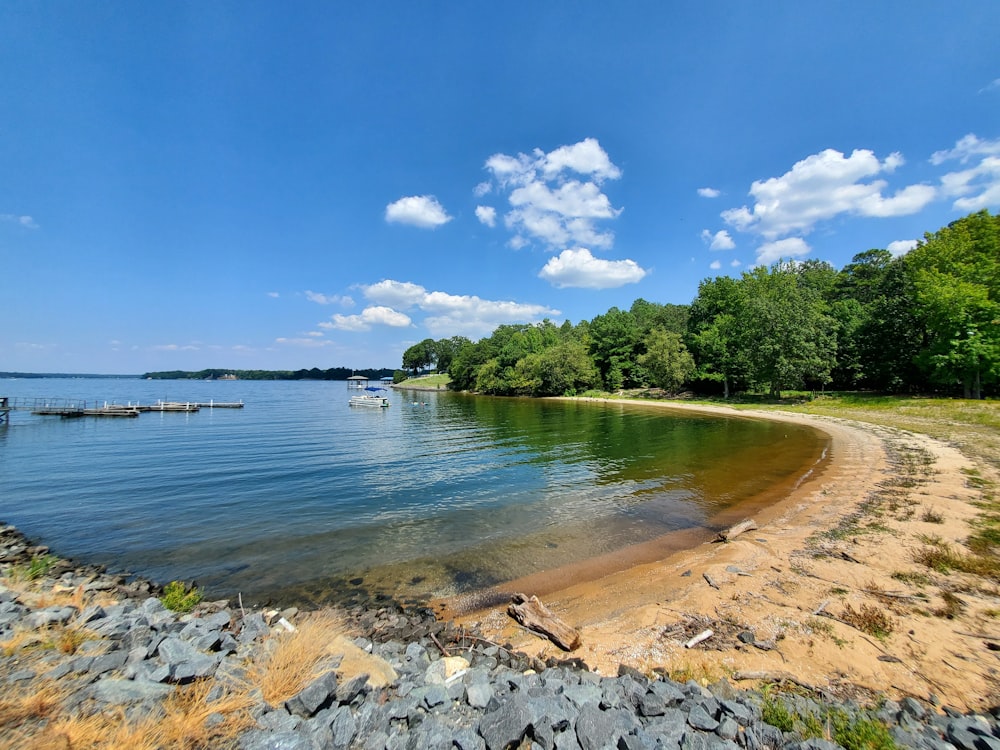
508;593;582;651
715;518;758;542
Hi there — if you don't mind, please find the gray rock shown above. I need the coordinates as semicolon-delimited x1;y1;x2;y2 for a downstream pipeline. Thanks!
423;683;450;709
644;708;687;749
688;704;720;732
238;729;316;750
575;703;637;750
335;673;368;706
26;605;76;628
467;681;495;709
90;678;173;705
717;716;739;741
479;693;533;750
719;698;755;726
87;649;129;676
156;636;218;682
649;679;686;707
330;706;358;747
239;612;270;643
285;671;338;718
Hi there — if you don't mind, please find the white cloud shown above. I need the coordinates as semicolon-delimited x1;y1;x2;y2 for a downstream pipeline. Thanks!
700;229;735;250
540;138;622;182
931;134;1000;165
698;187;721;198
275;337;335;348
384;195;452;228
305;290;354;307
755;237;811;266
722;148;935;239
979;79;1000;94
730;259;742;268
327;305;413;332
361;279;428;309
887;239;919;257
932;135;1000;212
475;205;497;227
0;214;39;229
709;260;721;270
482;138;623;250
347;278;560;338
267;291;280;298
151;343;200;351
537;248;648;289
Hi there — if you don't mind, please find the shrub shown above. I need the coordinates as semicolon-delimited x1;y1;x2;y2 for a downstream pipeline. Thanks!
161;580;203;613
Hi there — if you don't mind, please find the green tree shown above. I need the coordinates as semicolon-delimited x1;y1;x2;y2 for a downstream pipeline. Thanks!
736;262;837;397
401;338;437;376
906;210;1000;398
637;329;696;393
588;307;642;390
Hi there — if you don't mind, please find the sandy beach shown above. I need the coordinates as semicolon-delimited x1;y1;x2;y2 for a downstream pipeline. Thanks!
441;402;1000;712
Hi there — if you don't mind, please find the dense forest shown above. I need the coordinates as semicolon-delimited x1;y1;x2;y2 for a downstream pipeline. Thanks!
142;367;395;381
402;210;1000;400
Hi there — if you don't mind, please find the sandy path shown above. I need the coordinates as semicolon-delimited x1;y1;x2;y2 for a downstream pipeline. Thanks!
442;403;1000;711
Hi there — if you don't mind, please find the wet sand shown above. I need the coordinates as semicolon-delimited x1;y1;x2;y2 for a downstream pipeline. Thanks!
440;402;1000;711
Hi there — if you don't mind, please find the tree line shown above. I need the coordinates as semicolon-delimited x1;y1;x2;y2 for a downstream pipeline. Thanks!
142;367;395;381
402;210;999;399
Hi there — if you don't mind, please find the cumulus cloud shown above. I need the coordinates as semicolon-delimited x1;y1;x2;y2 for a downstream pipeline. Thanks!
361;279;429;309
267;292;280;298
721;148;936;239
887;239;919;257
537;248;648;289
930;133;1000;165
305;290;354;307
480;137;623;250
384;195;452;228
698;187;721;198
755;237;811;266
0;214;39;229
475;205;497;227
932;135;1000;212
325;305;413;332
709;260;722;270
700;229;735;250
347;278;560;338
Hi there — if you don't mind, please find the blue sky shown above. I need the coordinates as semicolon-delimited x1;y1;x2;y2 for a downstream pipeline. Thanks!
1;3;998;374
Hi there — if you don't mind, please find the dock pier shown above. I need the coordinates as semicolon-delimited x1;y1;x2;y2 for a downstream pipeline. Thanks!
0;397;244;423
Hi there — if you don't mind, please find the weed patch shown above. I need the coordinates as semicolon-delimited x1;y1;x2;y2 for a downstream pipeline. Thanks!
161;580;203;613
841;603;895;639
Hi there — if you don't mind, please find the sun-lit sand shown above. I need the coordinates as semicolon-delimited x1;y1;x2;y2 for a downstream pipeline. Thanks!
440;403;1000;711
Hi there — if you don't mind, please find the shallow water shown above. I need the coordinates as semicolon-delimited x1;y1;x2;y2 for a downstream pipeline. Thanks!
0;379;827;607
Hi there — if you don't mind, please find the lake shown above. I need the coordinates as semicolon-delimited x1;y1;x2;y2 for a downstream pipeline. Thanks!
0;378;827;609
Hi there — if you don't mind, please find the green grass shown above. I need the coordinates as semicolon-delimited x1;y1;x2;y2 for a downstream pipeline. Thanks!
7;554;59;582
396;373;451;389
758;688;897;750
161;580;203;613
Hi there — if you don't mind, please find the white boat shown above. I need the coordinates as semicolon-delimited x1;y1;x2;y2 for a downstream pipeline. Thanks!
349;387;390;408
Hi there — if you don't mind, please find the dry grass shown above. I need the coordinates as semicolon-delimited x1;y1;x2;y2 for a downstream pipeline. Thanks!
840;603;896;640
1;679;258;750
0;606;349;748
249;609;348;706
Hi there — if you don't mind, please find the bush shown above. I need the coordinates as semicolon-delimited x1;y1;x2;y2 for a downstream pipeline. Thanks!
161;580;203;613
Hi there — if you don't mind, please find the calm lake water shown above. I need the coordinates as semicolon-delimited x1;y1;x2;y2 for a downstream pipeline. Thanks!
0;379;827;608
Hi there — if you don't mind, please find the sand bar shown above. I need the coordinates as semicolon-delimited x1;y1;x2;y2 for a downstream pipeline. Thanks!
441;401;1000;711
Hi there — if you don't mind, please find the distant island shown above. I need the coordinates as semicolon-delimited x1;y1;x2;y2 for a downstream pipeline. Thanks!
141;367;397;381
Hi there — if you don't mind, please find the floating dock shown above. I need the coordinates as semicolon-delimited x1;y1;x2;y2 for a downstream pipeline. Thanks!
0;397;244;422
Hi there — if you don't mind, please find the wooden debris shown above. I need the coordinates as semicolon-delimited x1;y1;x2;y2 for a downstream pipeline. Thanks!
732;670;815;691
685;629;714;649
715;518;758;542
508;593;581;651
703;572;720;590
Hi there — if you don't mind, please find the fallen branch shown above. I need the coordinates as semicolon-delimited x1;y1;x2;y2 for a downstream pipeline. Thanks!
685;629;714;649
508;593;581;652
732;670;815;692
715;519;758;542
703;572;720;590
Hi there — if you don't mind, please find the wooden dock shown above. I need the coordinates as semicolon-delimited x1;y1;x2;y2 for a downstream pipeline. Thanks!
0;397;244;422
